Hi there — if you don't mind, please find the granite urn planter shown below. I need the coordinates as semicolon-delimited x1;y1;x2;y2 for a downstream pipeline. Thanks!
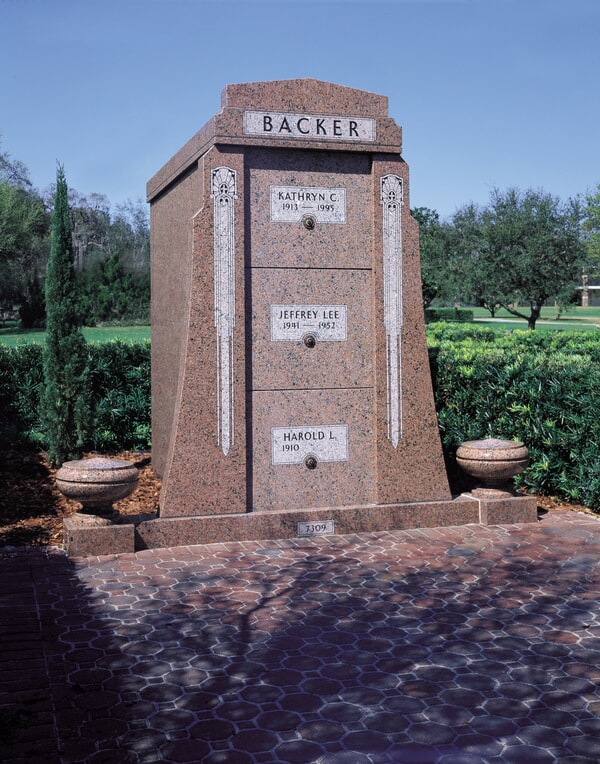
56;456;139;516
456;438;529;498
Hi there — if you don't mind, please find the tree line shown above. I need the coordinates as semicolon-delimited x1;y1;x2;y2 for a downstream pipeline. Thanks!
3;140;600;332
0;142;149;328
416;185;600;329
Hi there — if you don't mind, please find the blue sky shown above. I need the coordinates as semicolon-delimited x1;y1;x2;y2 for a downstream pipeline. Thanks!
1;0;598;219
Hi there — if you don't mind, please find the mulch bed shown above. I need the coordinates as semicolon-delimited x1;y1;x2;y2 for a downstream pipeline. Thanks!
0;449;161;547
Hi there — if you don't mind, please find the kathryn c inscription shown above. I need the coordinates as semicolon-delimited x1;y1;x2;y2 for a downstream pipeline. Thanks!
270;185;346;224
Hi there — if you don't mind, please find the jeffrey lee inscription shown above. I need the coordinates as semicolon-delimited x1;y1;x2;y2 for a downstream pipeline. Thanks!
271;305;347;341
272;425;349;465
271;186;346;223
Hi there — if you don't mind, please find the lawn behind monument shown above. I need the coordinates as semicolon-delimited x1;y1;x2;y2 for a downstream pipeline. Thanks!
471;305;600;331
0;323;150;347
3;306;600;344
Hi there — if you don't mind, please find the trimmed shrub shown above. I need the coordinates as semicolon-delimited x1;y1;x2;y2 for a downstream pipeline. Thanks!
0;340;151;453
428;324;600;510
88;340;151;451
425;307;474;324
0;343;44;445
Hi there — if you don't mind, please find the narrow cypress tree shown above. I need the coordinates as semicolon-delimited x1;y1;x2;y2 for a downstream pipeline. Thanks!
42;165;89;466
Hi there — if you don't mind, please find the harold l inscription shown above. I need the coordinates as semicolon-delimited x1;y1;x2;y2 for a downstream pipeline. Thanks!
244;111;376;141
272;425;349;465
271;186;346;223
271;305;347;341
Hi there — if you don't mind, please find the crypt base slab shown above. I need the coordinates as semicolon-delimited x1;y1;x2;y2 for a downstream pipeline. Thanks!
62;493;538;556
135;495;538;550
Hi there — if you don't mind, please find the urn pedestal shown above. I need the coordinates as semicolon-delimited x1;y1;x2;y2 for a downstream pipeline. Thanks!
456;438;529;498
57;457;140;556
455;438;537;526
56;457;139;515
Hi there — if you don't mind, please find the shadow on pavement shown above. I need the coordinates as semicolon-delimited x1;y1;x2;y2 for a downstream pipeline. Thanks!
1;511;600;763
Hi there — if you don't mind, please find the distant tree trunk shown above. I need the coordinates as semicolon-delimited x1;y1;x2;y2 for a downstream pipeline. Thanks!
528;301;542;330
42;165;90;467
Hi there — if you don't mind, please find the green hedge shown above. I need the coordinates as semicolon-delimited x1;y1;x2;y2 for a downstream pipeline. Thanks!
428;323;600;510
0;343;45;444
2;327;600;511
425;307;474;324
0;340;151;452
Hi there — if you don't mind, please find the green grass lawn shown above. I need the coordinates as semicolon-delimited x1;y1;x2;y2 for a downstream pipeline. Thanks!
470;305;600;331
2;306;600;346
0;324;151;347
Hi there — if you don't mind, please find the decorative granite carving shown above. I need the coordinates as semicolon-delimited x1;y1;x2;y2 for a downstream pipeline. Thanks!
211;166;238;456
380;173;404;447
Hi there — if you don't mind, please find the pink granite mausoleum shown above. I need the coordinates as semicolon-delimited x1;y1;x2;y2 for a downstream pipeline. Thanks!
141;78;536;548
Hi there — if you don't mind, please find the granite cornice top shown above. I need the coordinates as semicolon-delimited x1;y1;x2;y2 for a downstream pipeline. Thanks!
147;117;216;202
221;78;389;116
147;79;403;202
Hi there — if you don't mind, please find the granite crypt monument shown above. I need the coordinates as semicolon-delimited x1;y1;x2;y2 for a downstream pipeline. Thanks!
138;78;536;549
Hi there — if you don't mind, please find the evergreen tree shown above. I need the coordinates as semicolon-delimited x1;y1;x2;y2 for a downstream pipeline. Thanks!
42;165;90;466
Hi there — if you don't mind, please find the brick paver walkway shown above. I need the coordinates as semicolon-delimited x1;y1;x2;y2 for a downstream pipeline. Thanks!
1;510;600;763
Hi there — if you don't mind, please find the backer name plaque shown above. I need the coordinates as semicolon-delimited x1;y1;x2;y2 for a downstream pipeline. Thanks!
270;185;346;223
271;305;347;341
272;425;349;465
244;111;376;142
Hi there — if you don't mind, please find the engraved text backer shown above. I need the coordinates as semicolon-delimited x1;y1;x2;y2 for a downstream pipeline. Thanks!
244;111;376;142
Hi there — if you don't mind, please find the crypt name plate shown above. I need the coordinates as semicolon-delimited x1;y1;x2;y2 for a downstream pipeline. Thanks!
244;110;376;141
272;425;349;465
270;186;347;223
271;305;347;341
